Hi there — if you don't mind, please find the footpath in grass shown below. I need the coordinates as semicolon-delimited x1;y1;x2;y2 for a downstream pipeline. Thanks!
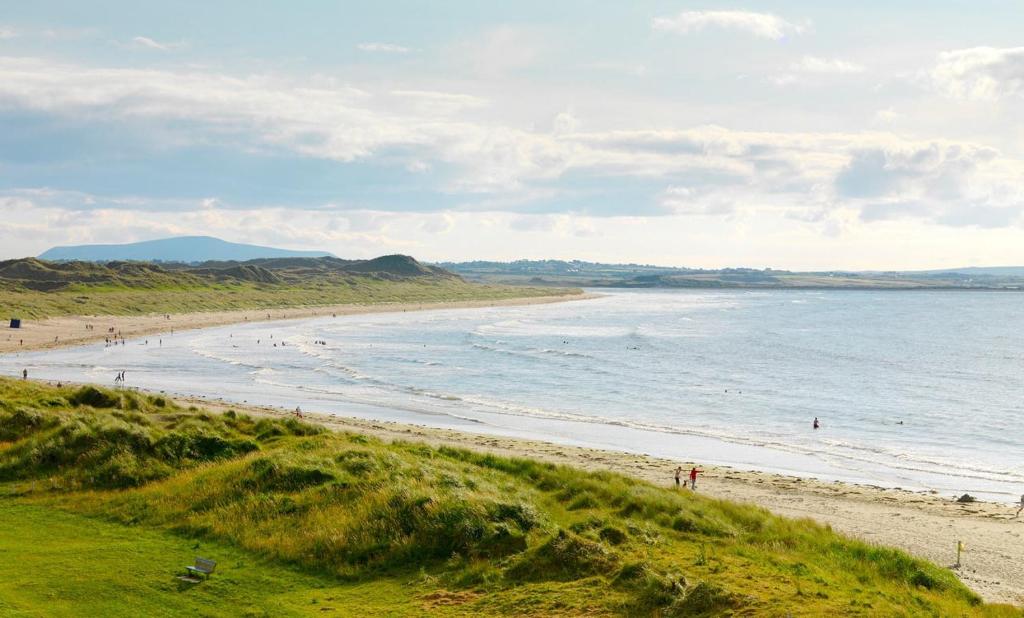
0;501;421;617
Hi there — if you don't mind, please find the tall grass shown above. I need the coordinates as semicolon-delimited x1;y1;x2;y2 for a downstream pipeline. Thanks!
0;278;577;319
0;378;1017;616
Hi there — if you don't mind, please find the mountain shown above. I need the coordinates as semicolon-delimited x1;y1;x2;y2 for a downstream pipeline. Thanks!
38;236;333;263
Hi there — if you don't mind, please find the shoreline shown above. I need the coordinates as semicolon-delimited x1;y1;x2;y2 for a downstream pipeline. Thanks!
0;292;595;355
179;394;1022;606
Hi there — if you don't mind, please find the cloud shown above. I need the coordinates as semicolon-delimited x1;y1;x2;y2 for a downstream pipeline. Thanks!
930;46;1024;100
449;25;545;76
835;144;996;200
873;108;900;124
837;144;1023;227
419;212;454;234
0;27;17;40
792;56;865;74
659;186;736;216
129;36;183;51
584;61;648;77
552;110;580;134
356;42;410;53
1;57;1023;228
652;10;805;40
388;89;487;115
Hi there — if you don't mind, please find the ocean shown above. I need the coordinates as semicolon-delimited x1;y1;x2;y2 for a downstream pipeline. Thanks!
4;289;1022;501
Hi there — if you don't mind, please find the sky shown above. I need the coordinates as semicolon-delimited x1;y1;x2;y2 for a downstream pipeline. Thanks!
1;1;1023;269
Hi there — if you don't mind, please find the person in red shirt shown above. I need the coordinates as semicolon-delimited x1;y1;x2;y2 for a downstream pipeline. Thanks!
689;466;703;490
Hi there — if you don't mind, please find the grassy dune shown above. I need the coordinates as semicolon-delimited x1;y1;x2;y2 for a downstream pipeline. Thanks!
0;256;578;319
0;279;574;320
0;378;1019;616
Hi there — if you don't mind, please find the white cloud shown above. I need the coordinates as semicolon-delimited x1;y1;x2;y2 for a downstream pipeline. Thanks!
0;26;17;40
419;212;454;234
585;61;648;77
792;56;865;74
450;25;545;76
1;57;1022;229
388;89;487;115
652;10;805;40
356;42;410;53
552;110;580;134
873;108;900;124
930;46;1024;100
129;36;183;51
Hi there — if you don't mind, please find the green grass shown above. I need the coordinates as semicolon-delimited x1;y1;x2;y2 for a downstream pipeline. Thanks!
0;378;1020;616
0;501;428;617
0;278;576;320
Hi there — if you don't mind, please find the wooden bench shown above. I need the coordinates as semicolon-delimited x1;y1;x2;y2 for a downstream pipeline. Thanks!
179;557;216;583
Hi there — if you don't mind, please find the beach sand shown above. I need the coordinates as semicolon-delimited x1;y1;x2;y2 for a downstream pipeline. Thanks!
173;397;1023;606
0;293;594;355
4;293;1022;605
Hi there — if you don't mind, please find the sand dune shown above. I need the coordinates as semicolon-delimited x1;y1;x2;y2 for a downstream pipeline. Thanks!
182;397;1024;606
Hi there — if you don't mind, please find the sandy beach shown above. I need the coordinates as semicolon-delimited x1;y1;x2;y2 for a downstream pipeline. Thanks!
3;295;1022;606
0;293;594;355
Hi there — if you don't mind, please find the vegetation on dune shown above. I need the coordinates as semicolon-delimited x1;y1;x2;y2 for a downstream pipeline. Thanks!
0;378;1019;616
0;256;579;319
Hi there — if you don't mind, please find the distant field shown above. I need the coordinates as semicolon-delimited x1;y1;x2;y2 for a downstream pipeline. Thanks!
0;378;1017;616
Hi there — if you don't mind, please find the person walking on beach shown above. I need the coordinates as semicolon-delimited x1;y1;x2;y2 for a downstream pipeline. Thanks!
1016;494;1024;518
689;466;703;490
22;368;27;380
675;466;683;488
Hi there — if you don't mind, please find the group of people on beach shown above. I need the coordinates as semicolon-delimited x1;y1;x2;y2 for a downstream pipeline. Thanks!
674;465;704;490
670;417;817;491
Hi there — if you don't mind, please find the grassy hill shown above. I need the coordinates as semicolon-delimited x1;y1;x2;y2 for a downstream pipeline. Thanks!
0;256;576;319
0;378;1018;616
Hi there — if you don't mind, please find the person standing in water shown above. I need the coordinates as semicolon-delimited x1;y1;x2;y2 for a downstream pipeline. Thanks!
689;466;703;490
813;417;820;430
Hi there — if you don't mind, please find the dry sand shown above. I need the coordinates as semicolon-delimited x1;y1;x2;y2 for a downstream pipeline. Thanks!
4;293;1022;605
0;293;595;355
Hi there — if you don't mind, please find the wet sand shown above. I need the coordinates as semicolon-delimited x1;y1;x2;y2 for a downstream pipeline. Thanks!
0;293;594;355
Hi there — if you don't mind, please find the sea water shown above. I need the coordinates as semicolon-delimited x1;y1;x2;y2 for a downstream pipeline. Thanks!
4;289;1022;501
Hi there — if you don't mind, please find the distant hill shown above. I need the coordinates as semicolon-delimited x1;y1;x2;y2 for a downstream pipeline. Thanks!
38;236;334;263
441;260;1024;289
918;266;1024;277
0;255;457;292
